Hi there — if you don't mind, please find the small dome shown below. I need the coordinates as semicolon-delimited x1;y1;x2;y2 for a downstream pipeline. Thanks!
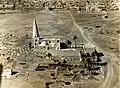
40;41;48;46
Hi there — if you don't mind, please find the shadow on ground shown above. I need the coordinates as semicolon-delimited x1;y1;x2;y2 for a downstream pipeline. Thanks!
0;64;3;87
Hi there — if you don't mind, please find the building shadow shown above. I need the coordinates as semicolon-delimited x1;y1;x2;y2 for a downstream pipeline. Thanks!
0;64;3;87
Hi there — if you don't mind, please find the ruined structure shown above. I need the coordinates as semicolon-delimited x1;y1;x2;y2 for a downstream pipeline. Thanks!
32;19;60;50
32;19;96;57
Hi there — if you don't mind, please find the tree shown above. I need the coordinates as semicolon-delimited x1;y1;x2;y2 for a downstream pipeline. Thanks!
29;42;32;49
73;36;77;49
66;40;72;48
13;4;16;10
62;59;67;64
86;55;92;74
46;53;52;59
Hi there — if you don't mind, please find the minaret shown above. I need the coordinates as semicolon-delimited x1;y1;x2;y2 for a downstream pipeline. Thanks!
33;19;40;38
33;19;40;49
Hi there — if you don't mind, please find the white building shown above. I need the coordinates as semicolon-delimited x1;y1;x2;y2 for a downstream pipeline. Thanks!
32;19;60;50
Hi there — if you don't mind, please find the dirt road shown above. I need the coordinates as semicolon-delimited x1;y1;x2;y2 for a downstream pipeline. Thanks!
69;11;119;88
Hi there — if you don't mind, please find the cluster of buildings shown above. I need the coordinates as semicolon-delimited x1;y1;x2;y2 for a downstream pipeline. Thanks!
32;19;95;54
0;0;119;12
32;19;60;50
0;18;107;88
31;18;106;77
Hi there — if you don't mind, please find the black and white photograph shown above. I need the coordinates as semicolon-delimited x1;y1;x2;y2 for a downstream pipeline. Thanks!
0;0;119;88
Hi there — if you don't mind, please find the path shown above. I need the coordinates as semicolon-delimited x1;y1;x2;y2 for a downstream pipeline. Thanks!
69;11;118;88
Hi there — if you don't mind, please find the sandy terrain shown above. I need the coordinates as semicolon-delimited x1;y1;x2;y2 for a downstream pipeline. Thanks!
68;11;119;88
0;11;89;88
0;10;119;88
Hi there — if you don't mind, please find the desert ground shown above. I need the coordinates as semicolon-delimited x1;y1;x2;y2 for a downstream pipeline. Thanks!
0;10;119;88
69;11;120;88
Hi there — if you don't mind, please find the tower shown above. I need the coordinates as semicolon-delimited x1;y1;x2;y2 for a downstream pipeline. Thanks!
33;19;40;38
33;19;40;49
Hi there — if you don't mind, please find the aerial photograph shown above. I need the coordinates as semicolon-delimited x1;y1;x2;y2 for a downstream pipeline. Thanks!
0;0;119;88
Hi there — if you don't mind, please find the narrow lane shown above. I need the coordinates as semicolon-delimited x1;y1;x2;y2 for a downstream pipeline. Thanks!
68;11;117;88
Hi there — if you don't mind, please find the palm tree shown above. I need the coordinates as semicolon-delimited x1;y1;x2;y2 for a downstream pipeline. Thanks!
86;57;92;74
73;36;77;49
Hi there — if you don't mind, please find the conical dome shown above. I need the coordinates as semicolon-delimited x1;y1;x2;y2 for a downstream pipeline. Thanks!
33;19;40;38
